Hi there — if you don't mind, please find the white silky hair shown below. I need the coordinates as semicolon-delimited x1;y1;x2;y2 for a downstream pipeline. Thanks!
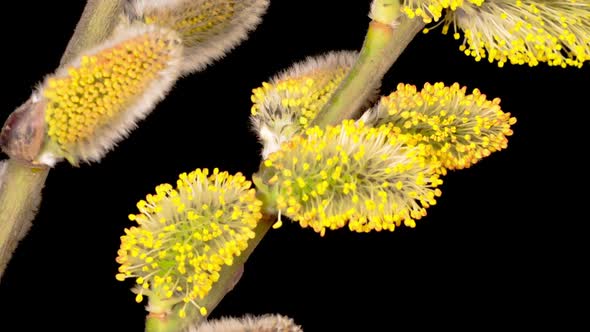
186;314;303;332
250;51;369;159
128;0;270;75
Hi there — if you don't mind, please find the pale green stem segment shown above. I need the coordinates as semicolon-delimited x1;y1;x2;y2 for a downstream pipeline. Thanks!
0;0;125;280
0;160;48;279
145;215;275;332
371;0;401;24
60;0;125;65
145;314;184;332
311;13;425;127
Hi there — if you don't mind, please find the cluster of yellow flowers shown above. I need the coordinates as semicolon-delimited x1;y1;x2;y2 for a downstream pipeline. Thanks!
15;0;269;167
250;51;360;158
401;0;484;22
409;0;589;67
42;26;181;164
447;0;590;67
116;168;262;318
108;0;586;323
361;82;516;173
250;51;515;236
260;120;442;235
129;0;270;73
143;0;237;38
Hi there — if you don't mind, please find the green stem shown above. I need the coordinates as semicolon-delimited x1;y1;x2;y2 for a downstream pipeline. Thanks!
311;14;425;127
0;0;124;280
60;0;125;65
0;160;48;279
370;0;401;24
145;313;183;332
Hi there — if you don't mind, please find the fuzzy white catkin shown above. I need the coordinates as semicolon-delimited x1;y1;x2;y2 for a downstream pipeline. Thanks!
36;24;183;166
187;314;303;332
127;0;270;75
250;51;371;159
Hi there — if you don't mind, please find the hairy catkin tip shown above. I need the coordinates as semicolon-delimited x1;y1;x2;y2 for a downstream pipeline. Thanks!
250;51;369;158
188;314;303;332
36;24;182;166
128;0;270;74
117;168;262;318
361;82;516;172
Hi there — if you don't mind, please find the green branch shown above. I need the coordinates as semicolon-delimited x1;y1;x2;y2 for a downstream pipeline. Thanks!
311;9;425;127
0;160;48;278
0;0;124;280
371;0;401;24
60;0;125;65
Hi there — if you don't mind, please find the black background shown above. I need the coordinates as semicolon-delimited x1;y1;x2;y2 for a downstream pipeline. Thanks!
0;1;587;330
